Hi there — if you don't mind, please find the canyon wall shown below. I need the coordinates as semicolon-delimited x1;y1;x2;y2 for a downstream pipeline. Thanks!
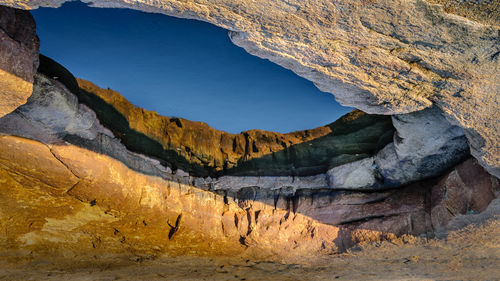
0;53;498;261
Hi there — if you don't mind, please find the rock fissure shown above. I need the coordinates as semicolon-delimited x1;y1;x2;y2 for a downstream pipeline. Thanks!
48;146;81;180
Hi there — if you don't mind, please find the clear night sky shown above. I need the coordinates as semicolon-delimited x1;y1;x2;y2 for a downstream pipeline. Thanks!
32;1;351;134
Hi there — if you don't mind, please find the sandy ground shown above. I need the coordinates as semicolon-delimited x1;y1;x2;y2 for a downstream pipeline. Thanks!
0;217;499;281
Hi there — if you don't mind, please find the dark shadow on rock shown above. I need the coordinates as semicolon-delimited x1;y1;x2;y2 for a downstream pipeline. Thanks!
38;54;395;178
38;54;211;177
224;115;394;176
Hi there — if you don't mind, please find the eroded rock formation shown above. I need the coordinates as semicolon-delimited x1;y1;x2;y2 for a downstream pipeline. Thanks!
0;52;498;262
77;77;394;177
0;2;499;271
1;0;498;177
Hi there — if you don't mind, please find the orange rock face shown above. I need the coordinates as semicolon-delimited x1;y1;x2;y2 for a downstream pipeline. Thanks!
0;134;497;262
0;135;347;260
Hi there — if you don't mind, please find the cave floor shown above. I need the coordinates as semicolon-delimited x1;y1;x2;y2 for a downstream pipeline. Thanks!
1;218;499;281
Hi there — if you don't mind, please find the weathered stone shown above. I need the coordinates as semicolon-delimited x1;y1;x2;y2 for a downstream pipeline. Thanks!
0;61;471;193
430;158;499;229
0;5;39;117
3;0;498;176
0;134;346;260
327;157;377;190
0;68;498;262
1;133;497;263
0;135;78;192
375;106;470;187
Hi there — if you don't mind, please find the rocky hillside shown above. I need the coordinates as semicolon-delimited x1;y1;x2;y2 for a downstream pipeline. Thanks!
79;78;394;176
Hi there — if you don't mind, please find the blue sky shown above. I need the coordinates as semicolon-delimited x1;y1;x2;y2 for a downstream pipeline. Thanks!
32;1;351;134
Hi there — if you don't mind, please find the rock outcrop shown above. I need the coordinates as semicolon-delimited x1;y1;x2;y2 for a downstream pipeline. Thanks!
77;78;394;177
0;125;497;261
0;0;498;177
3;55;468;194
0;6;39;117
0;134;344;260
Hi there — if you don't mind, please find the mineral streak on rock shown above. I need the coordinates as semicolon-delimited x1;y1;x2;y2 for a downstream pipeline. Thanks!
0;0;498;176
0;6;39;117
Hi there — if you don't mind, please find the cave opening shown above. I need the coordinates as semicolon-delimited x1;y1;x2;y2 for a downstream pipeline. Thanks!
0;1;498;276
31;0;353;134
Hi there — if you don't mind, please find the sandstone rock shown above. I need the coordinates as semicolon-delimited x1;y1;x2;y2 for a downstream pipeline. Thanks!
212;174;328;191
0;73;114;142
430;158;499;229
0;134;347;260
1;133;497;262
0;70;498;261
0;73;185;185
0;5;39;117
326;106;470;190
0;56;470;193
0;135;78;192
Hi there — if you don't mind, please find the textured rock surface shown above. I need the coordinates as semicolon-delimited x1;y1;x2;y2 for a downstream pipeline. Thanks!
0;5;39;117
0;134;344;260
327;157;378;189
1;217;500;280
0;134;497;263
0;61;498;268
375;106;470;187
0;58;471;193
1;0;498;176
1;219;499;280
0;71;497;240
327;106;470;190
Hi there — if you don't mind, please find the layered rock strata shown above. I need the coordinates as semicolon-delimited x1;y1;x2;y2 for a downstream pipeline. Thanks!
4;55;468;194
0;119;498;261
0;0;498;177
76;72;470;191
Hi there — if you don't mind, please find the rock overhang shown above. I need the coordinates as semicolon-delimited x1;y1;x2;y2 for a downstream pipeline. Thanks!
0;0;498;177
0;3;499;264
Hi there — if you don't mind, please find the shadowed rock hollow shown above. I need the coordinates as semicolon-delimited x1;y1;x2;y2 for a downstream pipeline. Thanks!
0;2;499;280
